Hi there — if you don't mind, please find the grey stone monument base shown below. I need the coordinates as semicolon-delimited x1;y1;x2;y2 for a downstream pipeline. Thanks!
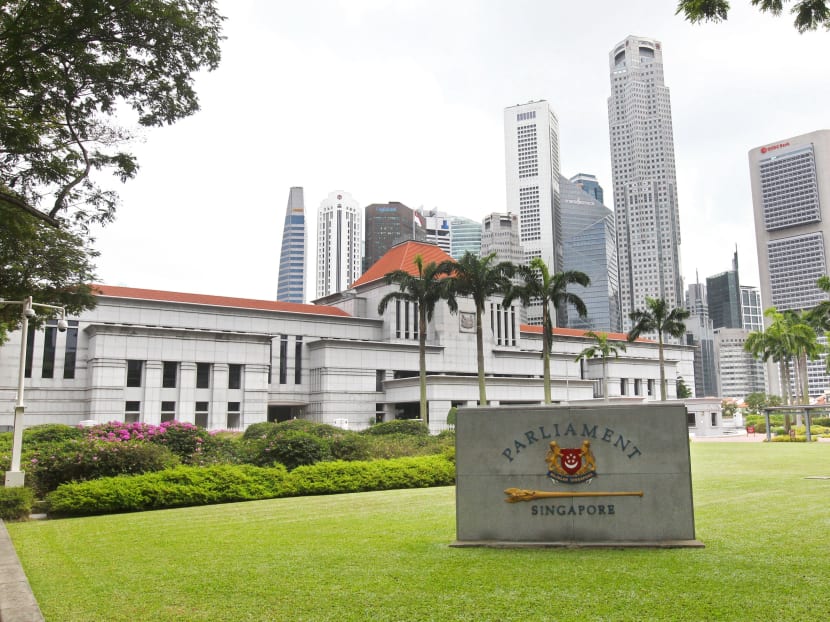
450;539;704;549
455;404;703;548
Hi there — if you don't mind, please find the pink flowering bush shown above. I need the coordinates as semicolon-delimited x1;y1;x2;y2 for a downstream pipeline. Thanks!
25;438;179;496
86;420;238;465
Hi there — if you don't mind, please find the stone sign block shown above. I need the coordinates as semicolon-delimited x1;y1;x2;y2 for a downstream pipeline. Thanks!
453;404;703;548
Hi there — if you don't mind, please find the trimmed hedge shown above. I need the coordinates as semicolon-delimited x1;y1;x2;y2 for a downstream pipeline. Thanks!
0;486;34;521
363;420;429;436
45;454;455;517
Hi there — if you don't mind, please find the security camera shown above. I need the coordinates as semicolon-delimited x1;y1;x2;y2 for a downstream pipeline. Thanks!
24;307;36;319
57;319;68;332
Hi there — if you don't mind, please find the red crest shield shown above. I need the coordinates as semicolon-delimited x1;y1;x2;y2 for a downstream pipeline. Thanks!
559;448;583;475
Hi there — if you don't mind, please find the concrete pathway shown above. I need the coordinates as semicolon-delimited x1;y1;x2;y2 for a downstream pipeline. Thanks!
0;520;44;622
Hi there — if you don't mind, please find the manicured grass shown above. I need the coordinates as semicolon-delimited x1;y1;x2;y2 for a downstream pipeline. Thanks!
7;443;830;621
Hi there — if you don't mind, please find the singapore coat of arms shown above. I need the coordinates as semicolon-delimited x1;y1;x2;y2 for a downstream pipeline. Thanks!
545;440;597;484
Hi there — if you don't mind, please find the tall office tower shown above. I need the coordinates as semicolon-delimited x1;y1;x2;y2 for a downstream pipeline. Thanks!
750;130;830;396
450;216;482;259
276;187;307;303
504;100;562;324
417;208;453;254
316;191;362;299
364;201;425;271
570;173;604;205
684;280;716;397
685;278;707;317
559;175;621;332
706;250;742;330
504;102;562;269
714;328;767;400
740;285;763;332
481;212;524;265
608;36;683;332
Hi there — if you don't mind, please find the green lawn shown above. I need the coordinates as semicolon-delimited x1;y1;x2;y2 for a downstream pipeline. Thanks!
7;443;830;621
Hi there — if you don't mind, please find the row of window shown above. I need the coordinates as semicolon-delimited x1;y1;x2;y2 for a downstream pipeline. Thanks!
23;320;80;380
126;360;244;389
124;400;242;429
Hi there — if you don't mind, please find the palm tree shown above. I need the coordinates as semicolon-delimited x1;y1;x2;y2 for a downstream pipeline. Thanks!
377;255;456;425
626;297;690;401
504;258;589;404
745;316;794;407
575;331;626;402
445;251;515;405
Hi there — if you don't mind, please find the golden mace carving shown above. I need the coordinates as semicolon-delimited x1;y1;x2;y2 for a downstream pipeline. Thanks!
504;488;644;503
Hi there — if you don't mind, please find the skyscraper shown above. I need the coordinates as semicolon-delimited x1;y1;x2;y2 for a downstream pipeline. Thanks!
570;173;604;204
559;175;621;332
316;191;362;299
418;208;452;254
449;216;482;259
749;129;830;396
706;251;742;330
608;36;683;331
481;212;523;266
740;285;763;332
364;201;425;272
504;100;562;324
276;187;307;303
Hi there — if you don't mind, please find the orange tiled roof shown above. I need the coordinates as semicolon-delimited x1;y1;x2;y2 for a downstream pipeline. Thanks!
520;324;652;342
93;285;351;317
351;241;455;288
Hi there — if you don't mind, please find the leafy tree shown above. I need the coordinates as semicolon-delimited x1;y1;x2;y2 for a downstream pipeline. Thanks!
744;392;783;414
445;251;514;405
676;0;830;32
0;0;225;226
627;297;690;401
676;376;693;399
0;201;97;342
504;259;589;404
378;255;456;425
575;331;626;402
721;399;738;418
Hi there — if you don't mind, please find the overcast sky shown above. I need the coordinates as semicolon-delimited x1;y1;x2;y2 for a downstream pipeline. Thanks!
90;0;830;303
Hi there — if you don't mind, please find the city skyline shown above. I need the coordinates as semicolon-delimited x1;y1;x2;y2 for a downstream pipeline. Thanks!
88;1;830;304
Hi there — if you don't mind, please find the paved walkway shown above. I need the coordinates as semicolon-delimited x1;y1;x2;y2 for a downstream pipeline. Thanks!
0;520;44;622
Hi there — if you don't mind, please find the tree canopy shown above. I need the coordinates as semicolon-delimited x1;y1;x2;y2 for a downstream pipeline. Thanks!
0;0;225;227
676;0;830;32
0;201;98;342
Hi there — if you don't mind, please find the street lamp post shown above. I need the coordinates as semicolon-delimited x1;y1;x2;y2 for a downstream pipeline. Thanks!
3;296;67;488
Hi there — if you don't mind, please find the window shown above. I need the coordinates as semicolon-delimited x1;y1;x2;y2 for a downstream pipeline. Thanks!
279;336;288;384
63;320;79;379
294;336;303;384
620;378;628;396
227;401;241;429
127;360;143;387
161;401;176;423
228;364;242;390
647;379;655;396
376;370;385;392
162;361;178;388
125;401;140;423
634;379;642;396
195;401;209;428
41;320;58;378
196;363;211;389
24;325;35;378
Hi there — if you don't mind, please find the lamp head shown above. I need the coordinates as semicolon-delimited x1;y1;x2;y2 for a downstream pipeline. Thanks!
57;319;68;332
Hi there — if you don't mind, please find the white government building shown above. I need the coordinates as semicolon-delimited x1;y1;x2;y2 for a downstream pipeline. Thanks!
0;242;697;433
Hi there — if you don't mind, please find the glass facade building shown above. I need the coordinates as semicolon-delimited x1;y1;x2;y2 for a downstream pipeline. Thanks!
277;187;307;303
559;175;621;332
450;216;482;259
363;202;425;272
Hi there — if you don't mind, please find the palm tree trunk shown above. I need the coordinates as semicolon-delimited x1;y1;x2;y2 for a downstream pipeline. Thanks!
602;357;609;403
542;304;552;404
658;334;666;401
419;307;428;426
476;306;487;405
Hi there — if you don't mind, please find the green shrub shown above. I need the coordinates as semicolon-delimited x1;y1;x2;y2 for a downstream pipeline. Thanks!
242;431;329;469
46;464;291;517
328;434;371;461
813;417;830;427
0;486;34;521
26;439;180;496
287;455;455;495
273;419;346;439
45;455;454;517
364;420;429;436
768;435;818;442
24;424;85;444
241;421;276;440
